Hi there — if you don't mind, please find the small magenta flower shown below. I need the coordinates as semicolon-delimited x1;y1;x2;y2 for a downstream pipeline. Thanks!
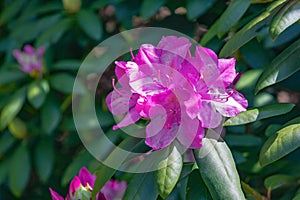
12;45;45;77
106;36;248;150
49;167;127;200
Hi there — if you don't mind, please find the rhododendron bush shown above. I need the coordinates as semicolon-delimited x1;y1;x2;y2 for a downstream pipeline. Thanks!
0;0;300;199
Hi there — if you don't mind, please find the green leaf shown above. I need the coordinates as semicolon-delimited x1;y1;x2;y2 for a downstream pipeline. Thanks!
293;188;300;200
259;124;300;167
193;138;246;200
50;73;86;94
41;97;61;135
270;0;300;39
241;182;266;200
0;159;9;185
0;131;15;155
264;174;297;190
140;0;166;19
225;134;262;146
236;69;263;90
223;103;295;126
219;0;287;57
0;70;26;85
52;59;82;70
8;117;27;139
36;18;73;47
77;9;102;40
186;170;212;200
255;38;300;93
123;172;158;200
34;139;54;182
0;87;26;131
0;0;26;25
9;144;31;197
155;145;183;199
186;0;217;20
27;79;49;109
217;0;251;37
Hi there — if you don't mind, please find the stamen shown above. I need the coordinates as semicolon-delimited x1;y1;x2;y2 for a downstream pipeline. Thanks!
130;48;134;60
112;78;126;97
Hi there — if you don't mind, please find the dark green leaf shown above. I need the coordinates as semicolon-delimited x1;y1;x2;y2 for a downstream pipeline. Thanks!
52;60;82;70
255;38;300;93
77;10;102;40
186;170;212;200
50;73;86;94
0;131;15;155
264;174;297;190
34;139;54;182
193;138;246;200
270;0;300;39
9;145;31;197
293;188;300;200
0;87;26;131
186;0;217;20
36;18;73;47
41;97;61;135
155;145;182;199
0;0;26;25
27;79;49;109
225;134;262;146
223;103;294;126
217;0;251;37
0;70;26;85
140;0;166;19
260;124;300;167
219;0;287;57
123;172;158;200
0;159;9;185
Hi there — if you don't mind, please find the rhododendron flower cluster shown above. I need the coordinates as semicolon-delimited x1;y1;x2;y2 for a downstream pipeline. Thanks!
106;36;247;150
13;44;45;77
49;167;127;200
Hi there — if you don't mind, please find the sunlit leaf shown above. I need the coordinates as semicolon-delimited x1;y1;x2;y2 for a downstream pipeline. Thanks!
264;174;297;190
223;103;294;126
27;79;49;109
260;124;300;167
8;117;27;139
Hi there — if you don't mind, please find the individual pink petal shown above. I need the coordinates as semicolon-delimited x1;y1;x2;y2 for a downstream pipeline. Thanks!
197;101;222;128
24;45;35;54
49;188;64;200
189;126;205;149
197;46;218;64
101;180;127;200
106;90;137;116
115;61;130;87
214;90;248;117
78;167;95;188
218;58;237;87
112;108;141;130
184;92;201;119
134;44;159;65
97;192;107;200
69;176;81;196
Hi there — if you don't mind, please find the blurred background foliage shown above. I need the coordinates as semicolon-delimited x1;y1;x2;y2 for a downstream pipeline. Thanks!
0;0;300;199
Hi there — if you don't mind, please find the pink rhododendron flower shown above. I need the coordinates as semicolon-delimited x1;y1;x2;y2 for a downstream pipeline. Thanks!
12;44;45;77
49;167;127;200
106;36;247;150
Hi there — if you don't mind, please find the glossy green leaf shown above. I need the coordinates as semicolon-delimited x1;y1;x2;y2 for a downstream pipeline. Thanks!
41;98;61;135
50;73;86;94
36;18;73;47
270;0;300;39
61;150;94;186
155;145;182;199
264;174;297;190
193;138;246;200
186;0;217;20
260;124;300;167
9;145;31;197
8;117;27;139
0;87;26;131
0;131;15;155
220;0;287;57
77;10;102;40
217;0;251;36
140;0;166;19
186;170;212;200
52;59;82;70
255;38;300;93
123;172;158;200
223;103;294;126
27;79;49;109
0;70;26;85
34;139;54;182
0;0;26;25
